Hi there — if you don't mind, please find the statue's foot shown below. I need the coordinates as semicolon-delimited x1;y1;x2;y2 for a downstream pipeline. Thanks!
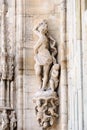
41;87;47;91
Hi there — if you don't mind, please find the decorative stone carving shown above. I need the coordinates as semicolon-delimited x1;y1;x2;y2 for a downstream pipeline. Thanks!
1;54;14;81
0;2;17;130
0;1;15;107
0;109;17;130
9;111;17;130
1;1;14;81
1;110;9;130
33;20;57;90
49;64;60;91
33;20;60;129
33;90;59;129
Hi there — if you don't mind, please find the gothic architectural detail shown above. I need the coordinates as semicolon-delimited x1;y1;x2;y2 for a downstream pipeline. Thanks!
0;1;17;130
0;0;15;108
9;111;17;130
1;109;17;130
33;20;60;129
33;90;59;129
1;0;86;130
1;110;9;130
0;1;14;81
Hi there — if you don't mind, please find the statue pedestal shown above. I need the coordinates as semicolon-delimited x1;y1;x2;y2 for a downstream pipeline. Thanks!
33;90;59;129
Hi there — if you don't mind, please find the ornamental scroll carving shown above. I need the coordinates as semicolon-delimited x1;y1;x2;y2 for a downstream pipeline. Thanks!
33;20;60;129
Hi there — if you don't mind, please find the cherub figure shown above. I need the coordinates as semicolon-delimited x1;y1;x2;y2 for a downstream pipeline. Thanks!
33;20;57;90
49;64;60;91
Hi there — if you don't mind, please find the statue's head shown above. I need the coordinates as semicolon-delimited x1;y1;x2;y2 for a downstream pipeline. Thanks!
38;20;48;34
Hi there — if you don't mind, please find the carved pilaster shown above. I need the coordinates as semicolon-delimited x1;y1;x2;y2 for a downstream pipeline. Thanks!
0;1;17;130
0;0;14;108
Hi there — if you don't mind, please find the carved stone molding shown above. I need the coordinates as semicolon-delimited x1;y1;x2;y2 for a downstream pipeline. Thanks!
33;20;60;129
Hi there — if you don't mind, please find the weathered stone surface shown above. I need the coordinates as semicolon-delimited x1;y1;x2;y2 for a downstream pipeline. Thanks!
1;0;86;130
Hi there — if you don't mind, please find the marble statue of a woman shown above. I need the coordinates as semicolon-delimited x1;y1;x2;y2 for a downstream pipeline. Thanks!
34;20;57;90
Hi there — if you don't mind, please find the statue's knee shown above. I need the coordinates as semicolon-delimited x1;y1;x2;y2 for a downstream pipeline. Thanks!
35;64;41;75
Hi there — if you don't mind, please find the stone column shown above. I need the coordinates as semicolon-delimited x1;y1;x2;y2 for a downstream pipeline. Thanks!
67;0;84;130
59;0;68;130
0;80;6;106
10;81;14;108
6;81;10;107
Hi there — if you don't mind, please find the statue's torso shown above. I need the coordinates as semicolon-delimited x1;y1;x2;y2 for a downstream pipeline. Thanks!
38;35;49;52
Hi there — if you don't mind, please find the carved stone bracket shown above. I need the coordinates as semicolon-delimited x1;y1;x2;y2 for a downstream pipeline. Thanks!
33;90;59;129
0;1;14;81
33;20;60;129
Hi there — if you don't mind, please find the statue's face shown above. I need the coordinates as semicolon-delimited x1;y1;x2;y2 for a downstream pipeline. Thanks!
38;21;48;34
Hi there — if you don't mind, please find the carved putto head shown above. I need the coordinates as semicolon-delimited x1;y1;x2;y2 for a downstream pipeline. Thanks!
37;20;48;34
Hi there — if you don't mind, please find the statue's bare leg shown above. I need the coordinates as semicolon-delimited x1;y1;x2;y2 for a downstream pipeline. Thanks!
42;64;50;90
35;63;42;88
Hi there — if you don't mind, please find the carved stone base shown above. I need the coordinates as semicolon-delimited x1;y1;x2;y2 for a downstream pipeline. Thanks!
33;90;59;129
